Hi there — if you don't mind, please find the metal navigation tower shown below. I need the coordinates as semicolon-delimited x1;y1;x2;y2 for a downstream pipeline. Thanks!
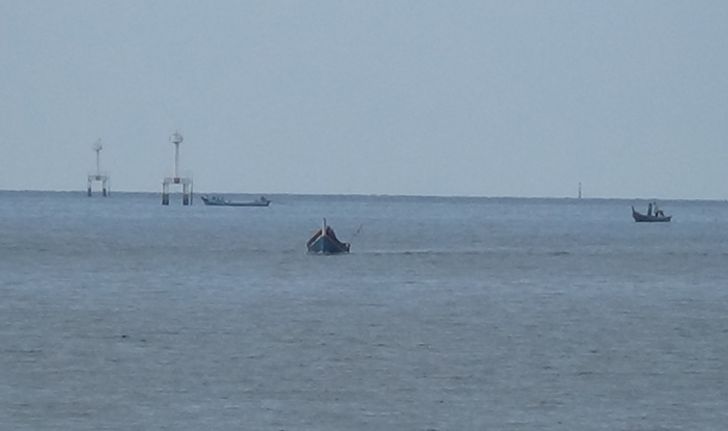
87;139;110;197
161;131;193;205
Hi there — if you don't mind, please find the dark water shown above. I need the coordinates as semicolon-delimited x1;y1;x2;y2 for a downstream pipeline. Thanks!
1;191;727;430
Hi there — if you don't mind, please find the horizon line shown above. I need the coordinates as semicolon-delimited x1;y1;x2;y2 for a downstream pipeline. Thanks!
0;188;725;203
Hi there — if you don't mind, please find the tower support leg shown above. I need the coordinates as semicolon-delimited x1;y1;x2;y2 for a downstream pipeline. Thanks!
162;183;169;205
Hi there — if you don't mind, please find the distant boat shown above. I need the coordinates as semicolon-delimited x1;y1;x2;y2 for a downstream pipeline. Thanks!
307;219;350;254
632;204;671;222
200;195;270;207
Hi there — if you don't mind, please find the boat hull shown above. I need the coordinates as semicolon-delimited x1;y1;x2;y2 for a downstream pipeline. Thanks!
307;235;350;254
200;196;270;207
214;201;270;207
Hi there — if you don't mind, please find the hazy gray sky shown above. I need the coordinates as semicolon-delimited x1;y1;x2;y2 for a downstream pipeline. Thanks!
1;1;726;198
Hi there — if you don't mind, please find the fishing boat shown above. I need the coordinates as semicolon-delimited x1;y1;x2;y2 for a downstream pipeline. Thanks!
306;219;350;254
632;204;671;222
200;195;270;207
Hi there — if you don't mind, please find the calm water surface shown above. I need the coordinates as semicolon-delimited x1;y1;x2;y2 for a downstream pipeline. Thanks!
1;191;727;430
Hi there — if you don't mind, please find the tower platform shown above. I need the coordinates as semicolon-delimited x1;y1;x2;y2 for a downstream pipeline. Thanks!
87;173;110;197
162;176;193;205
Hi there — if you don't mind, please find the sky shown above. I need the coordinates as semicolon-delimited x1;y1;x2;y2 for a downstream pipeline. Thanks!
1;0;727;199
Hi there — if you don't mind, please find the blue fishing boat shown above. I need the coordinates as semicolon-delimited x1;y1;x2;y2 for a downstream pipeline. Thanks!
306;219;350;254
632;203;671;222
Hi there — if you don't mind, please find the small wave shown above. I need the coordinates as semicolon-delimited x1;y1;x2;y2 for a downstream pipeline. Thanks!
366;249;492;257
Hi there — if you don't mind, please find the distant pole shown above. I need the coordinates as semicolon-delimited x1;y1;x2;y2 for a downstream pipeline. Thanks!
578;182;582;199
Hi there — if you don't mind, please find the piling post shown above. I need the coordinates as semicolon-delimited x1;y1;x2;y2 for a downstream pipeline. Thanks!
162;182;170;205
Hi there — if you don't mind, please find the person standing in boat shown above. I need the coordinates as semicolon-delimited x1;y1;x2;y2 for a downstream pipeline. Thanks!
647;202;653;216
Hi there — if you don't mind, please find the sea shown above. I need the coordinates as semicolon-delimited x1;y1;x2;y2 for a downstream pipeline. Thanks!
1;191;727;430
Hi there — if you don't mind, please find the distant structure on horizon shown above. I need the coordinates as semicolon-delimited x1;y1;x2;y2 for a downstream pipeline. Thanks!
578;182;582;199
87;139;109;197
161;131;193;205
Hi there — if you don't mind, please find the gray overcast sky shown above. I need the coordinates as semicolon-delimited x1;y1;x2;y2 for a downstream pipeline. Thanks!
1;1;726;198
